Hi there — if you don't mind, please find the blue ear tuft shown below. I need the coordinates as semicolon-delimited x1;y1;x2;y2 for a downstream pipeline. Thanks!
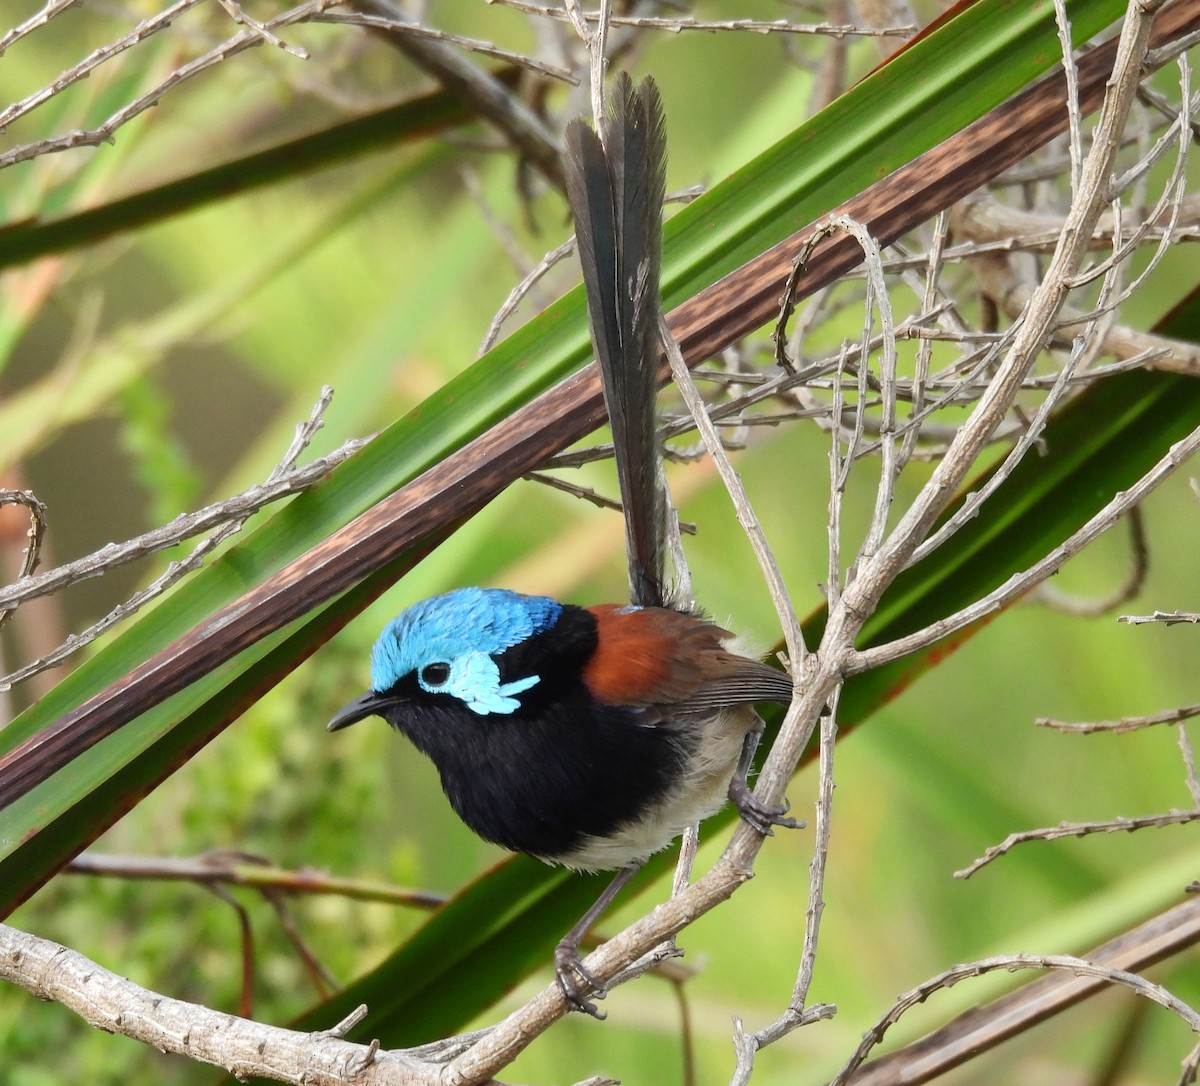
369;587;562;692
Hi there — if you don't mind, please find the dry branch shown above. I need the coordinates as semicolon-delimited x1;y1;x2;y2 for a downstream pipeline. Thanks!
0;922;431;1086
844;896;1200;1085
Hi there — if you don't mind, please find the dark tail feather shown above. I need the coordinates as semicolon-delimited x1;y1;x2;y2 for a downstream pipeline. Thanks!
563;74;669;609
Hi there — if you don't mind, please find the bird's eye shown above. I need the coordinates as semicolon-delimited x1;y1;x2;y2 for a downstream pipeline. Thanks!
420;662;451;687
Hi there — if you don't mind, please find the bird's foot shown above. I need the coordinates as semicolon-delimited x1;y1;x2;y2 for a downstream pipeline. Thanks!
554;941;608;1019
729;777;804;836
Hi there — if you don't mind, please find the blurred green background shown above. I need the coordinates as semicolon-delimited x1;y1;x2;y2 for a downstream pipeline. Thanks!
2;2;1199;1084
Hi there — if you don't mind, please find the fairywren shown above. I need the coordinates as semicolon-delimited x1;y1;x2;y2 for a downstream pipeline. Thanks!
328;75;797;1016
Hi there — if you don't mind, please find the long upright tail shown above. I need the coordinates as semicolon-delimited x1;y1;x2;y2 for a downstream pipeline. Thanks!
563;74;669;610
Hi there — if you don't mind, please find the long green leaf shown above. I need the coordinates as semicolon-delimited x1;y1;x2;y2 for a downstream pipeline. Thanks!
0;74;521;269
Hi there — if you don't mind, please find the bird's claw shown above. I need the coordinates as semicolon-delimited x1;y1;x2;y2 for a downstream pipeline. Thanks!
554;942;608;1019
729;778;804;836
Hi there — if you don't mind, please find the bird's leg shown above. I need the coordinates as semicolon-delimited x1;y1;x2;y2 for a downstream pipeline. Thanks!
555;862;643;1018
728;719;804;835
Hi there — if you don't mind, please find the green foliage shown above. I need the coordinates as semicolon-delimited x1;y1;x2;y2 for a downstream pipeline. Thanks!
1;2;1198;1085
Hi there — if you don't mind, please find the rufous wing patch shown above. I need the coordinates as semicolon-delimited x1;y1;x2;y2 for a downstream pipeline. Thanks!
584;605;733;706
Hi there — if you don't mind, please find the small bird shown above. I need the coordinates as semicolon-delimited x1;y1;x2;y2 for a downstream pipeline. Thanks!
327;589;795;1012
328;75;796;1016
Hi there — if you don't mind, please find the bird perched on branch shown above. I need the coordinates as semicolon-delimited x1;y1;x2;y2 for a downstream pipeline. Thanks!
328;74;797;1017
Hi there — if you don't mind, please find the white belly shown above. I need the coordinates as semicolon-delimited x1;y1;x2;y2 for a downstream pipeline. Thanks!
546;707;757;872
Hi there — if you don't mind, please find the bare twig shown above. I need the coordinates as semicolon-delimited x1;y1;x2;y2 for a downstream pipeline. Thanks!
0;0;82;56
347;0;565;188
0;0;206;135
1032;504;1149;617
740;698;841;1067
898;210;949;471
847;425;1200;675
479;236;577;355
216;0;309;58
834;217;898;571
0;1;344;173
478;183;705;356
660;315;808;669
847;896;1200;1084
0;490;47;634
0;428;362;619
730;1002;837;1086
0;391;367;689
1037;701;1200;734
1054;0;1084;192
64;851;445;909
957;809;1200;880
311;11;575;81
1120;609;1200;625
489;1;918;38
832;952;1200;1085
0;922;432;1085
521;471;697;534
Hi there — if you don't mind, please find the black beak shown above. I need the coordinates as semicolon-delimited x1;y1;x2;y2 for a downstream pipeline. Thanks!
327;691;394;732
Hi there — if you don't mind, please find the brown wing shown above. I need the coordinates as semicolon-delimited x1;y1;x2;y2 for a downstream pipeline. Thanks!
584;605;793;714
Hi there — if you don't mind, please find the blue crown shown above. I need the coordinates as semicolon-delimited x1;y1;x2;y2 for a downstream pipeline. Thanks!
369;588;563;715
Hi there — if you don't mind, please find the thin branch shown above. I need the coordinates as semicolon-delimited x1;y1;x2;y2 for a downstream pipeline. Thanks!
847;897;1200;1084
0;437;364;615
826;343;851;609
831;952;1200;1085
741;697;841;1065
488;0;918;38
1032;503;1149;617
1054;0;1084;192
310;11;575;81
478;183;704;356
0;395;369;690
0;0;206;135
0;0;82;56
1145;25;1200;69
0;922;433;1085
1120;609;1200;625
216;0;310;58
847;425;1200;675
64;851;445;909
479;236;577;355
1037;701;1200;734
730;1003;837;1086
0;490;47;634
660;315;808;668
0;1;343;173
898;210;949;472
957;809;1200;880
833;217;898;570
